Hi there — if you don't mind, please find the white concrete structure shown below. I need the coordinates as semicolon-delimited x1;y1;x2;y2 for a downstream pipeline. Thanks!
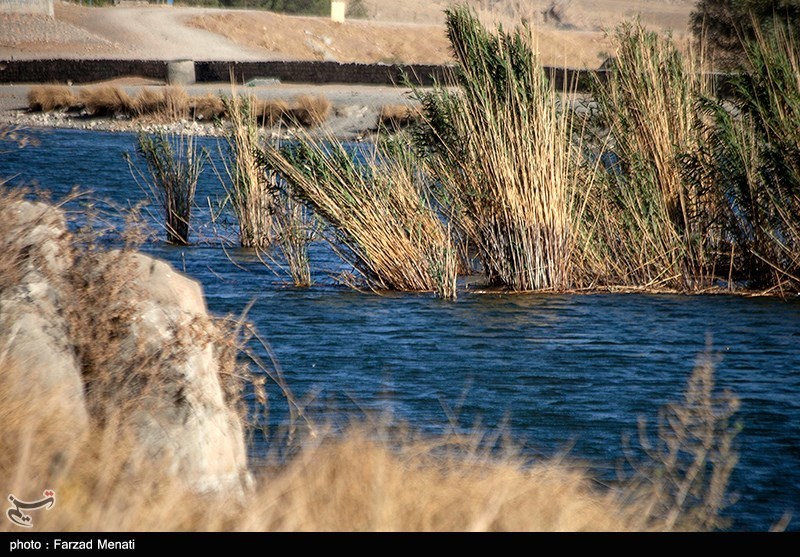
331;0;346;23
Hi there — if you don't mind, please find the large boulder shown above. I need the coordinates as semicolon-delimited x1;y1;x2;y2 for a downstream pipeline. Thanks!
106;251;251;495
0;200;250;495
0;201;88;487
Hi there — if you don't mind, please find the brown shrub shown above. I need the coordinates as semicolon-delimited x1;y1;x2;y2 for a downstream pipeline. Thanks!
190;93;226;121
132;88;164;117
162;86;190;120
131;86;190;120
79;86;134;117
379;103;422;130
27;85;78;112
253;98;289;126
286;95;332;128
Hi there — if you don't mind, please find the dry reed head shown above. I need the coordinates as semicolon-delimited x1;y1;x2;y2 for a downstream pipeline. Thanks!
78;86;134;117
27;85;78;112
287;95;333;128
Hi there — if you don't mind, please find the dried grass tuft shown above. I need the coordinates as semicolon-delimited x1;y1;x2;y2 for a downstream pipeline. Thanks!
286;95;333;128
79;86;134;117
379;103;422;130
27;85;78;112
253;98;289;126
190;93;227;121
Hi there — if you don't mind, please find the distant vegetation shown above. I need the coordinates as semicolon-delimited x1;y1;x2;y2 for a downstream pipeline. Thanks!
26;85;332;129
691;0;800;67
63;0;336;15
174;0;332;15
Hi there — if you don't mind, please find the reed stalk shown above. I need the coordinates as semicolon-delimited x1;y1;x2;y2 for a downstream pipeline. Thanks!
127;131;204;245
416;6;593;291
260;135;457;299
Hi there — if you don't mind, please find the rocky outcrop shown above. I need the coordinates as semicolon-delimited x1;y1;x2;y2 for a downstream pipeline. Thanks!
107;251;250;494
0;200;88;479
0;199;250;495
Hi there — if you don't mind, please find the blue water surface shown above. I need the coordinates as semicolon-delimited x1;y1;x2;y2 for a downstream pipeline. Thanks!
2;128;798;531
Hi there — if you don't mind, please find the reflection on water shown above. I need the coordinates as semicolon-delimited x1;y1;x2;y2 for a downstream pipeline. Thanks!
2;129;799;531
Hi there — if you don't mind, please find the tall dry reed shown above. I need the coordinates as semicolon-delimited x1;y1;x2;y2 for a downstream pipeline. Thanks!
270;178;316;288
220;91;275;249
588;23;718;290
260;135;457;299
127;131;204;245
417;6;594;291
690;22;800;291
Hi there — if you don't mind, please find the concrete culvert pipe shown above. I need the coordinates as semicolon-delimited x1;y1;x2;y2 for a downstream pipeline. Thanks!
167;60;195;86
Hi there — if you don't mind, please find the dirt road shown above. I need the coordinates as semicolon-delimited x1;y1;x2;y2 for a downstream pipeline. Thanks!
1;1;693;66
1;4;272;61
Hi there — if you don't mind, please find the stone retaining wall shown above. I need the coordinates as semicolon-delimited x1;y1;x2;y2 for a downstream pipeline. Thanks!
0;58;737;96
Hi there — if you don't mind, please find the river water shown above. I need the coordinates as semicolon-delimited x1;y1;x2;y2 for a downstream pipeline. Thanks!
2;128;798;531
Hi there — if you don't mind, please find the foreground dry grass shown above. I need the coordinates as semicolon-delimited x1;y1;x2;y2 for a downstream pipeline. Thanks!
0;402;646;532
1;358;656;534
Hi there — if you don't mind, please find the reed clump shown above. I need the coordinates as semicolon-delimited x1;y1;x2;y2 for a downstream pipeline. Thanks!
415;6;593;291
260;135;457;299
690;23;800;292
220;92;275;249
270;179;316;288
588;23;718;291
27;85;78;112
127;131;204;245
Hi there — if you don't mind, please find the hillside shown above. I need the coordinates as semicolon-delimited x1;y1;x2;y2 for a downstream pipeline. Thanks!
0;0;695;68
